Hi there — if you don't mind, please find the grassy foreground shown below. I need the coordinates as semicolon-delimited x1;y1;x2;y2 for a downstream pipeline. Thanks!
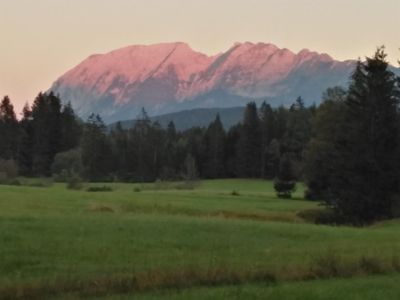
1;179;400;299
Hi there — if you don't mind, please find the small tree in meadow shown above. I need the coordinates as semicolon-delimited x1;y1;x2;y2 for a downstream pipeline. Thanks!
274;154;296;199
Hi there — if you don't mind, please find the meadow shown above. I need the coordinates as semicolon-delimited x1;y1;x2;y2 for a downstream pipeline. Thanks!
1;179;400;299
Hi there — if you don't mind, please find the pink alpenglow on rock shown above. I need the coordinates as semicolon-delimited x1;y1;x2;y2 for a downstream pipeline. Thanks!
51;42;357;123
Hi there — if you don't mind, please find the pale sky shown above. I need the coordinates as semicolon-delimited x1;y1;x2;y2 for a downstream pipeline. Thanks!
1;0;399;114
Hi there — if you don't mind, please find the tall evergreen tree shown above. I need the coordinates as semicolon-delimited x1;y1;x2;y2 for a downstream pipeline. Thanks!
225;123;241;177
0;96;19;160
81;114;112;181
304;87;347;200
18;103;34;175
281;96;312;178
202;114;226;178
109;122;129;179
31;92;63;175
161;121;179;179
259;102;275;178
60;102;82;151
322;48;400;223
236;102;261;177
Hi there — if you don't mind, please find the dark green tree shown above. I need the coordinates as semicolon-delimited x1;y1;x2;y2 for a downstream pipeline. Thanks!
109;122;129;180
304;87;347;200
323;48;400;223
202;114;226;178
225;123;241;177
236;102;261;177
259;102;275;178
31;92;63;176
159;121;179;180
17;103;34;175
81;114;112;181
60;102;82;151
281;96;312;178
274;153;296;199
0;96;19;160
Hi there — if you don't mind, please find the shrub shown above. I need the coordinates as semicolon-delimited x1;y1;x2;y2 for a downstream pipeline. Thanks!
231;190;240;196
358;256;384;274
311;252;342;278
52;149;83;182
0;159;18;184
66;172;84;190
133;187;141;193
274;180;296;199
297;208;338;224
24;177;54;188
274;154;296;199
87;186;113;192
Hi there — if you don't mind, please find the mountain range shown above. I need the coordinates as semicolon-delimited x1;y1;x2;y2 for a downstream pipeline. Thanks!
50;42;385;123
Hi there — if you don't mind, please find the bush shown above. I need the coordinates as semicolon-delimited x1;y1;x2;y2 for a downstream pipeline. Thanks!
66;172;84;190
0;159;18;184
297;208;339;225
87;186;113;192
133;187;141;193
52;149;83;182
274;180;296;199
231;190;240;196
274;154;296;199
27;177;54;188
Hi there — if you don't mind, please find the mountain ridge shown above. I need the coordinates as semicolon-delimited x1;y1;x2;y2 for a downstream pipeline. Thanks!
50;42;367;123
110;106;246;131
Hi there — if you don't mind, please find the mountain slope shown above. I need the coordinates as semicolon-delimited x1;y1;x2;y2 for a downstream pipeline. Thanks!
51;42;357;123
111;107;246;131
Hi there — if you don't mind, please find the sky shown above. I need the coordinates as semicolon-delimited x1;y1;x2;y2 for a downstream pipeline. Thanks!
0;0;399;114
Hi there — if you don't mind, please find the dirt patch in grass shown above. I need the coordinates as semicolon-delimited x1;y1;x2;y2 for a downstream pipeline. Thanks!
118;203;301;223
213;211;301;223
87;204;115;213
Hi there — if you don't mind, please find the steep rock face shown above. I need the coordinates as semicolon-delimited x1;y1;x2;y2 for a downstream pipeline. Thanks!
51;42;356;123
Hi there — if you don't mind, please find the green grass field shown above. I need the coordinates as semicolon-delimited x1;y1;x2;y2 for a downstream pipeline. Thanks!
1;179;400;299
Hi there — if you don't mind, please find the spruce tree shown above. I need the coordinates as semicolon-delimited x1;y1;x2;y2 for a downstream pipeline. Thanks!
18;103;34;175
109;122;129;180
202;114;226;178
161;121;179;180
259;102;275;178
326;48;400;223
0;96;19;160
304;87;347;200
31;92;63;176
236;102;261;177
81;114;112;181
281;96;312;178
60;102;82;151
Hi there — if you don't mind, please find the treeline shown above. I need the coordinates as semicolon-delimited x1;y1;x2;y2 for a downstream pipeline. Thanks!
0;92;314;182
1;48;400;224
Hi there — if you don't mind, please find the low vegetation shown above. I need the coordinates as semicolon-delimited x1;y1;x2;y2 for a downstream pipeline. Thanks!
1;179;400;299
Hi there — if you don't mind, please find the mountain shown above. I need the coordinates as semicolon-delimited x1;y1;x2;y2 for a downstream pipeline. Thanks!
110;107;246;131
50;42;357;123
